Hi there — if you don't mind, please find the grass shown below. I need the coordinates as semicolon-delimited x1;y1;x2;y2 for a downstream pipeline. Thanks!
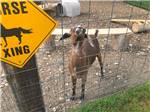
125;1;150;11
70;82;150;112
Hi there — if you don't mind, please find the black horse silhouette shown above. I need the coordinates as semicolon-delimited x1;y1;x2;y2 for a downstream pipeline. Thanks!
0;24;32;47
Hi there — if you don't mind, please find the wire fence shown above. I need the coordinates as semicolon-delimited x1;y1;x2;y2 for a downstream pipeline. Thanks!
1;1;150;112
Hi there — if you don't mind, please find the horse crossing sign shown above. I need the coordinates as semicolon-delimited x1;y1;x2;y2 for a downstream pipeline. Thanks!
0;0;57;68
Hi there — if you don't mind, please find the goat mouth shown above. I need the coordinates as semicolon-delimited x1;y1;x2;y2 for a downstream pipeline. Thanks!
76;36;83;42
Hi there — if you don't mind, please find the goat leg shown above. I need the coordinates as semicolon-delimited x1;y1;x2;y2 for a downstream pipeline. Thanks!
80;78;86;101
70;76;77;100
97;53;104;77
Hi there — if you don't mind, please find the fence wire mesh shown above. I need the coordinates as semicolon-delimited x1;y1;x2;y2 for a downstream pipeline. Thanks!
0;1;150;112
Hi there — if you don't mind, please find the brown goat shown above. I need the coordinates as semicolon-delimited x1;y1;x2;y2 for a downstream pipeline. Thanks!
60;26;103;100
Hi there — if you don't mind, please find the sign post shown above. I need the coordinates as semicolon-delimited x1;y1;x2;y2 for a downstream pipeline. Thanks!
2;56;46;112
0;0;57;112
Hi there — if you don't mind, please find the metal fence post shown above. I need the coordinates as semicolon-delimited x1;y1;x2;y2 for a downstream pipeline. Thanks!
1;55;45;112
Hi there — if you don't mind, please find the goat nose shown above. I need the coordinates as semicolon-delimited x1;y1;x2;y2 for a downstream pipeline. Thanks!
76;30;80;35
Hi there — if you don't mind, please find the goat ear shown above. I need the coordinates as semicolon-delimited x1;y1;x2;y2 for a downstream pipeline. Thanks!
83;28;86;34
59;33;71;41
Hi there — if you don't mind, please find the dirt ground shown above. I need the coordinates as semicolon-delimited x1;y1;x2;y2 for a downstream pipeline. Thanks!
1;1;150;112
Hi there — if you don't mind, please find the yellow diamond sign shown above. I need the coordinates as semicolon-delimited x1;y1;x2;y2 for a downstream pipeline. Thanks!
0;0;57;68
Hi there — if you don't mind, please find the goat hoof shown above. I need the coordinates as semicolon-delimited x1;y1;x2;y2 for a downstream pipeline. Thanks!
101;75;104;79
70;96;76;101
80;95;84;101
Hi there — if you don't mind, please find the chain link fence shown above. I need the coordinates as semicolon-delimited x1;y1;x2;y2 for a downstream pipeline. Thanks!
1;1;150;112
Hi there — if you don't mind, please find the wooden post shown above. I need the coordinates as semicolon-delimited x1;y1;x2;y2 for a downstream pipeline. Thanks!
44;35;56;52
1;55;45;112
112;35;130;51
